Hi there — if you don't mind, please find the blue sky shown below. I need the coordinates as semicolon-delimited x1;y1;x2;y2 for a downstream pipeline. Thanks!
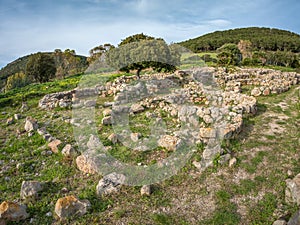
0;0;299;68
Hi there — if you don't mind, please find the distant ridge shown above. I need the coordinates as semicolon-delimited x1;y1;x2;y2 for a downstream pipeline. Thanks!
179;27;300;53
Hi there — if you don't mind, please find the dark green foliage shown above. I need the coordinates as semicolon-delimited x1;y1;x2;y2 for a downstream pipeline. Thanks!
217;43;242;66
107;33;178;77
179;27;300;53
26;52;57;83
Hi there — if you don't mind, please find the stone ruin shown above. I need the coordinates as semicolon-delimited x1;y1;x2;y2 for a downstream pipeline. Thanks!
38;67;299;171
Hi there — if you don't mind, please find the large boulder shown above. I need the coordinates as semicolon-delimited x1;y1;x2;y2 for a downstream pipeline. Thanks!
0;201;29;222
55;196;90;219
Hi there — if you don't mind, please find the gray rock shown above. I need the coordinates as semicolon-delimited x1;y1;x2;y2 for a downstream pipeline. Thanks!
62;144;78;159
288;210;300;225
0;201;29;222
130;104;145;114
108;133;118;145
96;173;126;196
286;174;300;205
55;196;90;219
102;116;112;125
141;185;152;196
87;135;101;149
20;181;43;200
24;117;38;132
273;220;287;225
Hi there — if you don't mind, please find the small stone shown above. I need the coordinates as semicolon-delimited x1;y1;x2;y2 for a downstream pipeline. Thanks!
20;181;43;200
55;196;90;219
96;173;126;196
108;133;118;145
131;133;141;142
102;116;112;125
14;114;22;120
141;185;152;196
87;135;101;149
6;117;14;125
130;104;145;114
48;139;62;153
193;161;202;170
158;135;181;151
251;87;262;97
0;201;29;222
103;108;112;117
24;117;38;132
286;174;300;205
61;144;78;159
46;212;52;217
229;157;237;167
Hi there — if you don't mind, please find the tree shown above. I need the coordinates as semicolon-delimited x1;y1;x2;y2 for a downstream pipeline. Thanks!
4;72;31;92
106;34;178;78
26;53;56;83
88;43;114;64
217;43;242;66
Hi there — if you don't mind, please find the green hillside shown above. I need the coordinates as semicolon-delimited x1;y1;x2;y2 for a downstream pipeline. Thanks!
0;52;88;90
179;27;300;53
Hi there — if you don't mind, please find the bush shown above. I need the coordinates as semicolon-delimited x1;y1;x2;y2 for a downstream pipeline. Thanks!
4;72;31;92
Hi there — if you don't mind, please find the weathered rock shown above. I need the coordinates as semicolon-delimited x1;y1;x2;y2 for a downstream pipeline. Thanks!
131;133;141;142
0;201;29;222
108;133;118;145
199;127;216;139
6;118;14;125
141;185;152;196
273;220;287;225
103;108;112;117
87;135;101;149
130;104;145;114
229;157;237;168
24;117;38;132
286;174;300;205
102;116;112;125
76;155;97;174
61;144;78;159
158;135;181;151
48;139;62;153
288;210;300;225
96;173;126;196
251;87;262;97
55;196;90;219
20;181;43;200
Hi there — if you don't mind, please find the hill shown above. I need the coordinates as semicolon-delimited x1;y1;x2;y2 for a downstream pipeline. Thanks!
0;52;88;90
179;27;300;53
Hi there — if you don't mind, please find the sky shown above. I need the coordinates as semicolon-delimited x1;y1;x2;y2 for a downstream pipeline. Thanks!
0;0;300;68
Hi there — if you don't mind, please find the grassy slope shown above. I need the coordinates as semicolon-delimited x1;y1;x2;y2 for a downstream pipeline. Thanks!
0;72;299;224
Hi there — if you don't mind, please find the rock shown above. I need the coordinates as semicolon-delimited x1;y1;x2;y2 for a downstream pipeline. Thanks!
102;116;112;125
130;104;145;114
96;173;126;196
20;102;28;112
263;88;271;96
192;161;202;170
20;181;43;200
219;154;231;165
48;139;62;153
24;117;38;132
87;135;101;149
251;87;262;97
45;212;52;217
0;201;29;222
103;108;112;117
229;157;237;167
273;220;287;225
55;196;90;219
131;133;141;142
288;210;300;225
76;155;97;174
141;185;152;196
108;133;118;145
61;144;78;159
158;135;181;151
199;127;216;139
286;174;300;205
6;118;14;125
84;100;96;107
